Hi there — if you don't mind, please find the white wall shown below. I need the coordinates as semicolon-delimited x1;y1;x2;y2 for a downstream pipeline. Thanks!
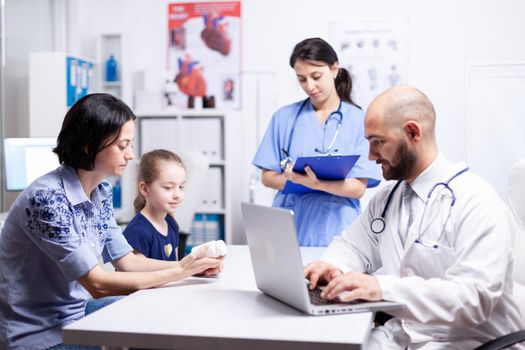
4;0;55;138
4;0;525;242
2;0;57;209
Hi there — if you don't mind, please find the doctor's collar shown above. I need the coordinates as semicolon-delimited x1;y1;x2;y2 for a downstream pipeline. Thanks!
407;154;451;201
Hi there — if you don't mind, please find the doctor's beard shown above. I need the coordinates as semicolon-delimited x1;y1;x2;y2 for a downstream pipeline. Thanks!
379;139;417;181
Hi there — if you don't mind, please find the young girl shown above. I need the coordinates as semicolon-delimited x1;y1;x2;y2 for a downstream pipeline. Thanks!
123;149;185;261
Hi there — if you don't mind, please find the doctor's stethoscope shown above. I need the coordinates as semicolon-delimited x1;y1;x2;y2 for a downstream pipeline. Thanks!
279;98;343;171
370;166;469;248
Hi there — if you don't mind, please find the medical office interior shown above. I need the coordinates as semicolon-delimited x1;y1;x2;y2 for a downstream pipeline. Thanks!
1;0;525;250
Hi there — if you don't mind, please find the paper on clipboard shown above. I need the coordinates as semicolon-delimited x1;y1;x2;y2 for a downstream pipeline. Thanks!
282;155;360;194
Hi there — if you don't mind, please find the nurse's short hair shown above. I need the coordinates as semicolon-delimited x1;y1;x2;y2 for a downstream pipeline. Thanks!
53;93;136;170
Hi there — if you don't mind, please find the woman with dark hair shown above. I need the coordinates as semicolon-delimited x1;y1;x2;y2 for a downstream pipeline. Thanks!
253;38;381;247
0;93;223;350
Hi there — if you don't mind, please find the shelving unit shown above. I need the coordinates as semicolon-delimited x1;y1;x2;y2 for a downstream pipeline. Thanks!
101;81;122;98
96;33;122;98
136;109;229;249
96;34;126;218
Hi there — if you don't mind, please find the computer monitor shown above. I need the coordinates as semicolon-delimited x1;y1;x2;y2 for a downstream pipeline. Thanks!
3;138;58;191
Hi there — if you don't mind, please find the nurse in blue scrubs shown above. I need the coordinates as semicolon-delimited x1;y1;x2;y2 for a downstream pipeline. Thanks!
252;37;381;247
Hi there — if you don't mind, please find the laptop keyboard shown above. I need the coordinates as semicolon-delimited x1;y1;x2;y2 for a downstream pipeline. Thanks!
308;287;341;305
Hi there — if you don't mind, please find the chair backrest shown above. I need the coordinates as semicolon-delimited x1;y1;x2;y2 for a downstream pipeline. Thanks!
506;159;525;327
508;159;525;226
507;159;525;284
249;168;276;207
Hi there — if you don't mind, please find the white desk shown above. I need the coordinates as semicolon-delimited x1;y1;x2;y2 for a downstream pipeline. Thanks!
63;245;373;349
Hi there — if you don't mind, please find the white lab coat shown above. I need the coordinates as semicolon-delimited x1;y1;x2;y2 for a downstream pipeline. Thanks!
321;155;522;348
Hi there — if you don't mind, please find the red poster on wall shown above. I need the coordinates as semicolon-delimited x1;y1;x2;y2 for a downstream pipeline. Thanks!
168;2;241;109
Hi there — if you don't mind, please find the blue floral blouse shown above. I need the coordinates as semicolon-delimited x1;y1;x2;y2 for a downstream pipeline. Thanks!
0;165;132;349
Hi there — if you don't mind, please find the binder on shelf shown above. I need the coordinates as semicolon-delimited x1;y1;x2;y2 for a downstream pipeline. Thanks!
208;167;223;209
282;155;360;195
139;118;180;154
204;214;220;242
184;117;223;162
197;167;223;210
206;214;224;241
187;214;205;248
207;118;223;162
186;214;224;255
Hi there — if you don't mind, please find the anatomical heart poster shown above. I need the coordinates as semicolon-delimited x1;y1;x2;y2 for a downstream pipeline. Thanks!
168;1;241;109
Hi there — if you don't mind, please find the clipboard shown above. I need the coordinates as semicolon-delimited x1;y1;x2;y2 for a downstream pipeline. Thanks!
282;155;360;194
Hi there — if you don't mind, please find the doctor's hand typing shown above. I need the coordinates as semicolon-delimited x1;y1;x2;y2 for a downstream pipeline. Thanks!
305;261;382;302
304;261;342;289
321;272;382;302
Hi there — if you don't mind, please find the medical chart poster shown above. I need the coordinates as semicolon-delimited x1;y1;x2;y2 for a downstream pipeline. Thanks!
168;1;241;109
329;21;409;110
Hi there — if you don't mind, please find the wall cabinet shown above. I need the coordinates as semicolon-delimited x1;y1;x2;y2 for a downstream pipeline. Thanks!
29;52;94;137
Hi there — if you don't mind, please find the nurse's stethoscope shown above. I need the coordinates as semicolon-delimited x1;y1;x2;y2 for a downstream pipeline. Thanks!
370;166;469;248
279;98;343;171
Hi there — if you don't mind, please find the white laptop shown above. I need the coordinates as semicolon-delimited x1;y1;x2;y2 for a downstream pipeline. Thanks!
241;202;404;316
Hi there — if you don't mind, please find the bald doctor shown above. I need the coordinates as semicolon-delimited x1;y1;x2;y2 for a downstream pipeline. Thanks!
305;86;522;349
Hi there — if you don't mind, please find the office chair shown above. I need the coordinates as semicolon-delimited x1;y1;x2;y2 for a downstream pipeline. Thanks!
474;159;525;350
171;149;209;258
248;168;276;206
